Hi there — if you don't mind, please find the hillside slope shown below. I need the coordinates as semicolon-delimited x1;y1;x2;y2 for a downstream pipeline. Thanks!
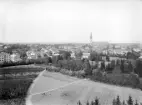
26;71;142;105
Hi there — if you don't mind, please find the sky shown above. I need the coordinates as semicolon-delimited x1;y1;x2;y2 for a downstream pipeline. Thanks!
0;0;142;44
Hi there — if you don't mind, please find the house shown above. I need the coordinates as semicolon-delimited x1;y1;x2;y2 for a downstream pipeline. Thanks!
49;48;59;55
0;45;3;51
40;48;48;53
82;53;90;59
0;52;11;64
10;53;22;62
26;50;38;59
71;52;75;58
127;51;140;60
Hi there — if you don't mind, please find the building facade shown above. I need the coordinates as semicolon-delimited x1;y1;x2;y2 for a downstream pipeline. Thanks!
0;52;11;63
26;51;38;59
10;53;21;62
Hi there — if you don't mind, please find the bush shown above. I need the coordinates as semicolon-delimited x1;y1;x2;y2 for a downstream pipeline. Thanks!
92;69;103;77
128;73;140;88
46;66;60;72
91;69;106;81
84;60;92;76
74;70;85;78
60;69;68;75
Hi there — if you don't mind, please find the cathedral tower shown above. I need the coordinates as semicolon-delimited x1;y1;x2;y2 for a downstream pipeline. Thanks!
90;32;93;46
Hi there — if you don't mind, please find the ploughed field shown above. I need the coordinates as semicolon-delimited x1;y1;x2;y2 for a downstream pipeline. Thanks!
0;65;44;80
27;70;142;105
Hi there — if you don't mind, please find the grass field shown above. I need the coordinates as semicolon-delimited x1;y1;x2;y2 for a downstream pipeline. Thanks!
28;70;142;105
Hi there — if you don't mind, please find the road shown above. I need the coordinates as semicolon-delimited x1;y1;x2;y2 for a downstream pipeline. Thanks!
26;70;142;105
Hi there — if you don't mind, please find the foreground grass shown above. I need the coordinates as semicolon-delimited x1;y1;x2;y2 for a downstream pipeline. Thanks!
0;98;25;105
0;65;142;105
0;65;44;105
0;79;33;100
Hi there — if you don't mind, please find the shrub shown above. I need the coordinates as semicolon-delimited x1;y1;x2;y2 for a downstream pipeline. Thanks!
60;69;68;75
92;69;103;80
128;73;140;88
84;60;92;76
127;95;133;105
75;70;85;78
68;70;73;76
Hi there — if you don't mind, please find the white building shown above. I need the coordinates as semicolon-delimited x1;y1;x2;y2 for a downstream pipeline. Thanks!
26;51;38;59
82;53;90;59
71;52;75;58
10;53;21;62
0;52;11;64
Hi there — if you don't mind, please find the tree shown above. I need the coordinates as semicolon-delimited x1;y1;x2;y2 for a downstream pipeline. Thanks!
112;99;116;105
84;59;92;76
94;97;99;105
59;50;71;60
111;60;116;69
75;50;83;59
77;100;82;105
43;53;48;58
128;62;133;73
89;51;98;61
116;95;121;105
86;100;90;105
120;60;124;73
135;59;142;77
123;101;126;105
127;95;133;105
101;61;105;71
90;100;95;105
135;100;139;105
52;56;59;64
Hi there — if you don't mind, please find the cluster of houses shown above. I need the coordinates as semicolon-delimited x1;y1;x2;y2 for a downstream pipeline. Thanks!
0;47;60;64
0;47;91;64
0;43;142;65
0;52;21;64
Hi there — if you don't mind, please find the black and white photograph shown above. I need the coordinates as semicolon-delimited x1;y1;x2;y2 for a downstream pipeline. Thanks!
0;0;142;105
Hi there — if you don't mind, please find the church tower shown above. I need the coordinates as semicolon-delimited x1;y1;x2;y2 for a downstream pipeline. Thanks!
90;32;93;46
90;32;93;52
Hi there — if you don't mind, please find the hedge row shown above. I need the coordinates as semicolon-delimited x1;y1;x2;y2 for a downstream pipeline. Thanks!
46;66;141;90
46;66;85;78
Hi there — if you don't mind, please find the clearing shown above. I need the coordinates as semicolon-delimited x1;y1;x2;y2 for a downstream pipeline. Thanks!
26;70;142;105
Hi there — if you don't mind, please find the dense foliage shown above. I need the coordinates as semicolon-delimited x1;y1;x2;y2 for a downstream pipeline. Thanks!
0;57;52;68
46;64;141;90
0;79;33;100
77;95;142;105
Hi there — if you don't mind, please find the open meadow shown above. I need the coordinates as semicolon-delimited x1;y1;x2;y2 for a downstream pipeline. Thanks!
27;70;142;105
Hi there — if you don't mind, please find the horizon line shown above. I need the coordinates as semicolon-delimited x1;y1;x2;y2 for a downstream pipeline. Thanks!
0;41;141;45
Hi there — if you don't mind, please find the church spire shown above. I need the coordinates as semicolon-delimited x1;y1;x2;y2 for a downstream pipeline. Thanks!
90;32;92;44
90;32;93;52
